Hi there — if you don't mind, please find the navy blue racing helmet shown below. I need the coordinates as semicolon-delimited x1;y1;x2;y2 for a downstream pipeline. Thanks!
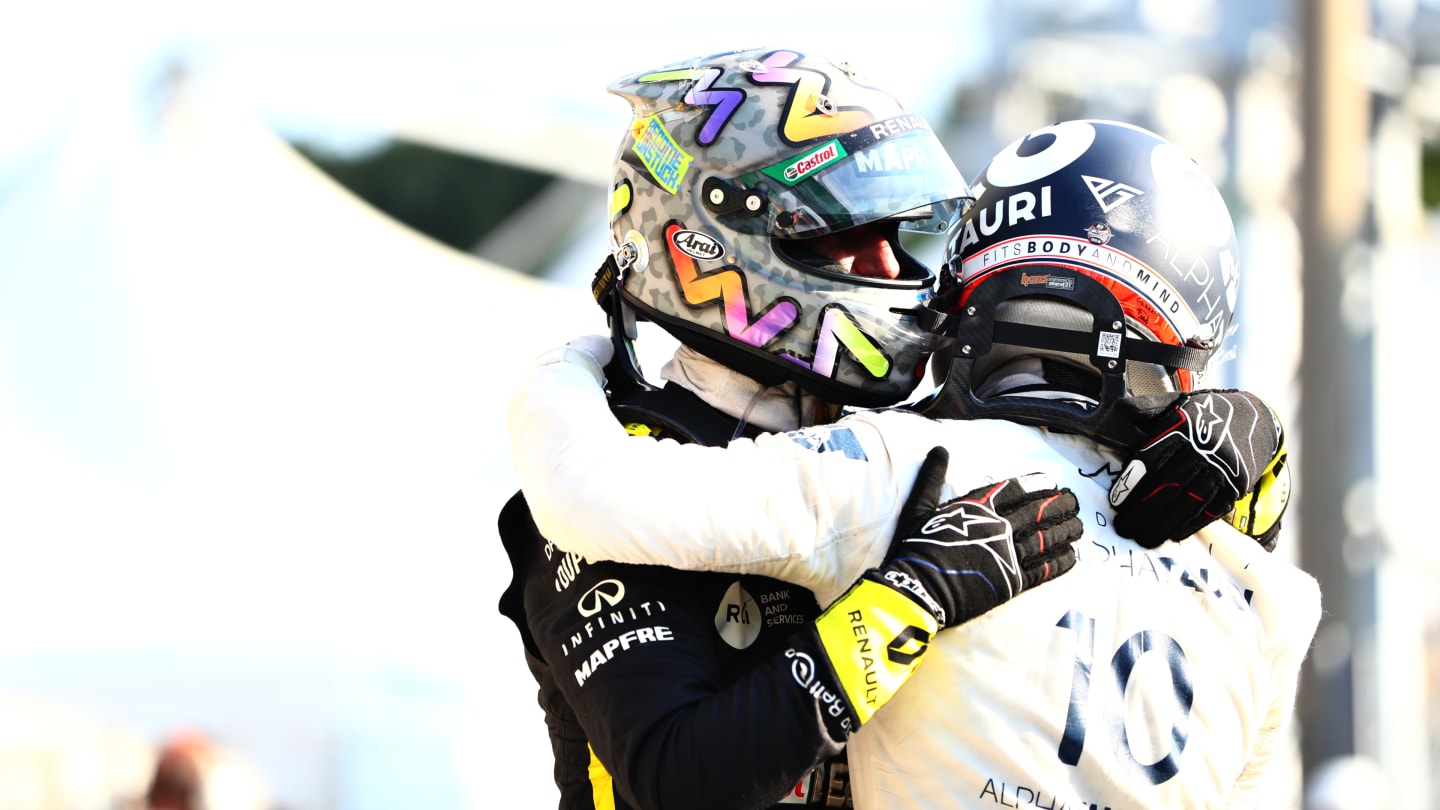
920;120;1239;444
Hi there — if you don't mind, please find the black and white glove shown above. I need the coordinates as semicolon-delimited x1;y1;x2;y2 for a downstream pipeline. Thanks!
809;447;1080;730
1109;389;1290;550
872;446;1081;628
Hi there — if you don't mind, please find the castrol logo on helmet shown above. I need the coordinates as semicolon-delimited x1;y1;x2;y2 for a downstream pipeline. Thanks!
764;139;848;186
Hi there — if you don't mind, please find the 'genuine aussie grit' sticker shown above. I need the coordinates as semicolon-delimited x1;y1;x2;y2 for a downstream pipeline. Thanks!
632;115;692;194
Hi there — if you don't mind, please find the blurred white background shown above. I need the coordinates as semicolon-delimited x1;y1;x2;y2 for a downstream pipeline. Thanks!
1;1;1438;808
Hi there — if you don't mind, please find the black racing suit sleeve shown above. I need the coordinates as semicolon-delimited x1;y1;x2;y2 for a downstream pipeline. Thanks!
499;496;598;808
499;491;852;810
522;643;598;809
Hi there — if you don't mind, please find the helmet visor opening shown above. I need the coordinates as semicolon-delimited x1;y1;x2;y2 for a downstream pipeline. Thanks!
720;123;972;238
775;221;932;282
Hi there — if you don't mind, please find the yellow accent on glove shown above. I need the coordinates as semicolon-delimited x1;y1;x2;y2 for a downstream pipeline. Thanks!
812;578;939;725
1229;408;1290;538
623;422;657;437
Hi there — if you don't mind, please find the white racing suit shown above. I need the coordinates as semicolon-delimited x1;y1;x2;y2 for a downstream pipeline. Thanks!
507;346;1322;810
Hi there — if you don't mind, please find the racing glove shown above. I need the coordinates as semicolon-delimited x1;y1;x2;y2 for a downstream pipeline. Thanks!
566;333;615;364
873;446;1081;627
807;447;1081;731
1108;389;1290;550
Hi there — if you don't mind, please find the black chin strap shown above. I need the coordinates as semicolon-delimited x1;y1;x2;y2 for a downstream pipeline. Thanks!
591;254;756;445
917;266;1212;451
591;254;651;402
987;321;1212;372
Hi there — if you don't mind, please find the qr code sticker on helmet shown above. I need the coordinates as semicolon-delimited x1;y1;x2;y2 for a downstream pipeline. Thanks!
1097;331;1123;358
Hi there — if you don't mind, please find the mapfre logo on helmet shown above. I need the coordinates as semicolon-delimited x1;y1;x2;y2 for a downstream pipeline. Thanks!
671;229;724;261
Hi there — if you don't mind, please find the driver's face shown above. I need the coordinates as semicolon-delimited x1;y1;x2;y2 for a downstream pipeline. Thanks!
805;223;901;279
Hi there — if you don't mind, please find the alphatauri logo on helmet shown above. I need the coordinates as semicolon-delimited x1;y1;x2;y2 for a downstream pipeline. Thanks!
956;186;1054;254
672;230;724;261
1083;175;1145;213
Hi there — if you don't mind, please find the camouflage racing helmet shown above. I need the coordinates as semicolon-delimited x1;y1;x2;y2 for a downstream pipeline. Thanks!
606;47;972;407
927;120;1240;435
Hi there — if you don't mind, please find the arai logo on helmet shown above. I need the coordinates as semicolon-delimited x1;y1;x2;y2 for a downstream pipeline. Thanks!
671;230;724;261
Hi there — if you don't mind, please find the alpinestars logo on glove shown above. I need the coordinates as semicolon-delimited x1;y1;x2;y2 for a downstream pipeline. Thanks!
1187;394;1228;449
910;501;1023;600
